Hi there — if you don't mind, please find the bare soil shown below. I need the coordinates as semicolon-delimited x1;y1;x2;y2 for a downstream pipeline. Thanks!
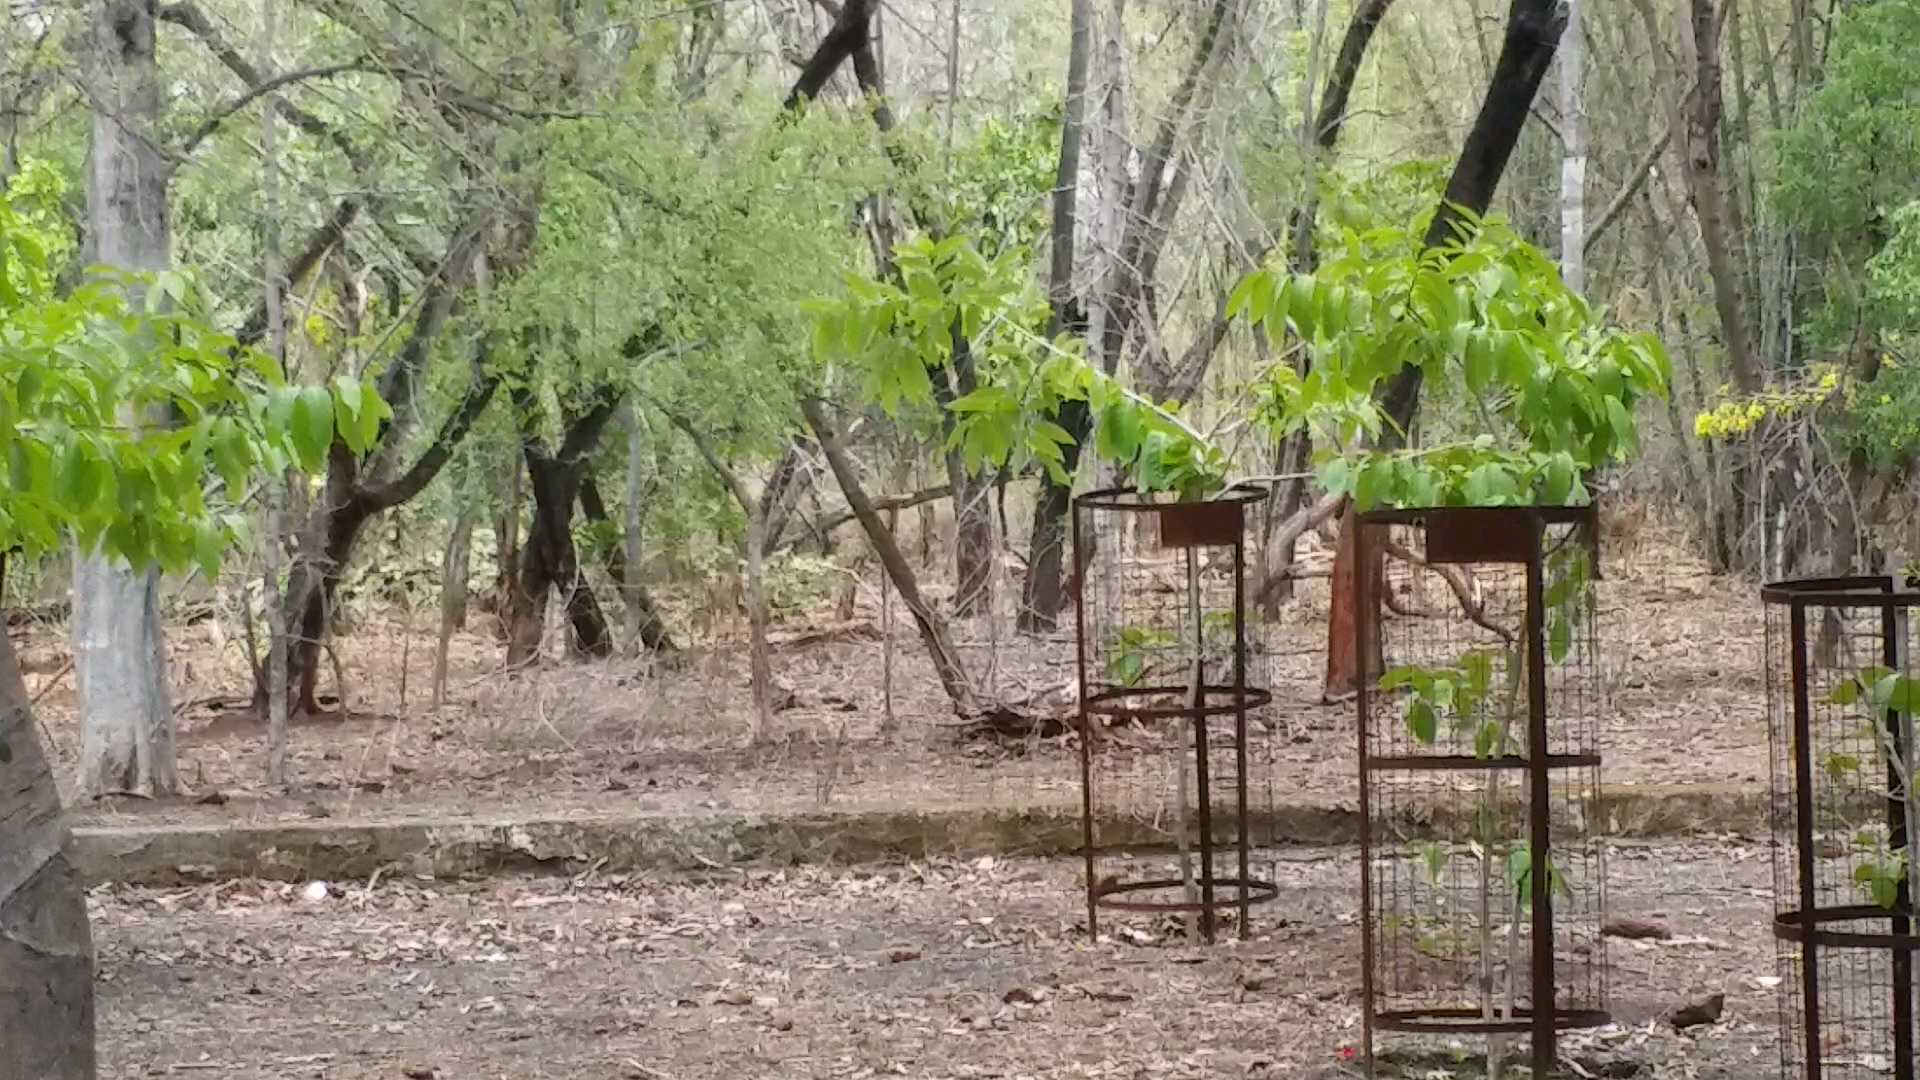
96;842;1781;1080
13;532;1765;835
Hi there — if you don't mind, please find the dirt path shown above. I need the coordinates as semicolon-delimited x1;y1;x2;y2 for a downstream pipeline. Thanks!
98;842;1780;1079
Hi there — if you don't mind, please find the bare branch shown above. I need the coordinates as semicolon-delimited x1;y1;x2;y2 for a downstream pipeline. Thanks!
357;367;502;514
178;61;369;158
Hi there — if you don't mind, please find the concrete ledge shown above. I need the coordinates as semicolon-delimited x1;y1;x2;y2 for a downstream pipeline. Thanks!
68;782;1769;886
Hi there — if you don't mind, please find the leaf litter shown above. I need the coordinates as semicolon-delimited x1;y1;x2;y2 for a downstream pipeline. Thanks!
98;843;1779;1079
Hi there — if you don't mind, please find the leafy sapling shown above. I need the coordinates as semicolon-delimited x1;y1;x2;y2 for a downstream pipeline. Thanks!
1827;665;1920;912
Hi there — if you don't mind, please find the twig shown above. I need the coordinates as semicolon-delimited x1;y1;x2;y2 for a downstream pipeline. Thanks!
1379;535;1517;644
29;655;73;706
533;684;577;751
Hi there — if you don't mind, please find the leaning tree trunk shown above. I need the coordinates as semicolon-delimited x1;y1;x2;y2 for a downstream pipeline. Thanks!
0;628;97;1079
76;0;177;798
1324;0;1566;699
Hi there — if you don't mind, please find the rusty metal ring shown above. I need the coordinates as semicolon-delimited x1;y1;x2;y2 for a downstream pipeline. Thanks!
1372;1006;1612;1035
1091;875;1280;913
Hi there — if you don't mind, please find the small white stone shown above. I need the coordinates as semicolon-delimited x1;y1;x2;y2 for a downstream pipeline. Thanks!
301;880;331;902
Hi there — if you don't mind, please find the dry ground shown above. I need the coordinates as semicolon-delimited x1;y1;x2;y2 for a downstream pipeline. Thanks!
97;843;1781;1080
9;528;1764;834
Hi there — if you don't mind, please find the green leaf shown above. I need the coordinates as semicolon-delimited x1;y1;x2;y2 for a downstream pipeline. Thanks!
1604;397;1639;457
1473;720;1500;759
1829;677;1864;706
1549;612;1574;664
1379;666;1420;692
289;385;335;472
1890;676;1920;715
1406;699;1438;743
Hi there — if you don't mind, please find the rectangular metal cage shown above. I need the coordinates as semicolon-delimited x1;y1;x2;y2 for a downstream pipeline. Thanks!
1356;505;1609;1075
1764;577;1920;1080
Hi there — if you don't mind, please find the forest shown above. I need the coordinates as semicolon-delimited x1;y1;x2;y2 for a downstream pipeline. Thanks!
2;0;1917;1076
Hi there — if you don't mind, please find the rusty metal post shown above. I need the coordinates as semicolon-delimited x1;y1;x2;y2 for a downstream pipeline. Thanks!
1074;499;1098;941
1789;600;1822;1080
1524;511;1555;1077
1355;515;1378;1079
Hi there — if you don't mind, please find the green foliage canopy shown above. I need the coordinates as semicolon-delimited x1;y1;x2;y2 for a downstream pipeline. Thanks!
0;161;387;579
808;233;1230;502
1233;211;1670;510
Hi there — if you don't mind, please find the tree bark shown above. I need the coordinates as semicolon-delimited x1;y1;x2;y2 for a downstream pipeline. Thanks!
1376;0;1568;440
1680;0;1761;396
579;472;676;654
505;389;621;666
941;337;996;619
1018;0;1094;633
1557;0;1586;293
1021;0;1242;624
432;492;475;709
1327;0;1566;699
784;0;876;108
284;364;501;712
1291;0;1396;272
0;627;96;1079
76;0;178;799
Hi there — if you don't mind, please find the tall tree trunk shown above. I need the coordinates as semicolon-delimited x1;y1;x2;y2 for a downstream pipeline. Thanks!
76;0;177;799
284;450;369;714
927;324;995;619
1018;0;1094;633
657;406;778;740
507;454;604;665
1642;204;1709;542
0;629;96;1080
1267;0;1393;618
1557;0;1586;294
432;495;475;709
260;0;290;783
506;389;621;666
1681;0;1761;396
621;410;650;653
1328;0;1566;700
1019;0;1230;624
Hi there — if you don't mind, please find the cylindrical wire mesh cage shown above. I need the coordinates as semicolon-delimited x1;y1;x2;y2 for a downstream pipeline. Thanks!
1764;576;1920;1080
1356;506;1609;1075
1072;485;1275;944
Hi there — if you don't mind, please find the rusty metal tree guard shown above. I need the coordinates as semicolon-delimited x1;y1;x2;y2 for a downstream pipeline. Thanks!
1356;506;1609;1075
1764;576;1920;1080
1072;485;1276;943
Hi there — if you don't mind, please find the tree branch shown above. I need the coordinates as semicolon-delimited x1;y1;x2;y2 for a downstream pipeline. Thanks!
785;0;875;108
1581;114;1679;255
357;367;502;514
159;0;437;276
236;197;359;347
558;392;625;467
801;397;978;715
178;61;370;158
